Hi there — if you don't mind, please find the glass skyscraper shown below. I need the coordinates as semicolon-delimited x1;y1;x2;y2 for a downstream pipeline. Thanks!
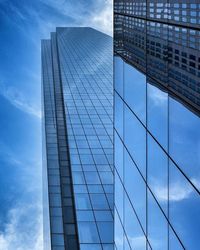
42;27;113;250
114;1;200;250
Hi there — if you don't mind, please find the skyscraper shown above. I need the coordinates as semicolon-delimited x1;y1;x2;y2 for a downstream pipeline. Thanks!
114;1;200;250
42;27;113;250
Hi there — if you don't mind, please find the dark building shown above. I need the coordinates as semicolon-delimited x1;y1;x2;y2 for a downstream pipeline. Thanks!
42;27;113;250
114;1;200;250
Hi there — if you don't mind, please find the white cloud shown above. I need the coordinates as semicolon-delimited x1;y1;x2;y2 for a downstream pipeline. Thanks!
149;85;168;106
38;0;113;36
153;181;194;202
0;204;43;250
87;0;113;35
128;235;146;249
0;83;41;118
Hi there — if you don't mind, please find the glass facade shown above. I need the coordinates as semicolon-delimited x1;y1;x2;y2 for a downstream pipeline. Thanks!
42;27;113;250
114;1;200;250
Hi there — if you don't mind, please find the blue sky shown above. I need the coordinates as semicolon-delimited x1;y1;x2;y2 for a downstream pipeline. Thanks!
0;0;112;249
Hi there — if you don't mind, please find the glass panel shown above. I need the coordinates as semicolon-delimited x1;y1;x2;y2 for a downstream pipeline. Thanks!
147;83;168;149
124;193;146;250
148;191;168;250
114;93;124;139
90;194;109;210
97;222;113;243
78;222;100;243
75;194;92;209
124;150;146;231
169;160;200;249
169;97;200;191
114;131;123;179
147;134;168;214
115;210;124;250
169;227;184;250
124;61;146;124
114;56;124;98
124;105;146;177
115;171;124;220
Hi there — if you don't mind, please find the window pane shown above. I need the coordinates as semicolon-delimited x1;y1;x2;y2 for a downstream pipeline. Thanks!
147;135;168;214
124;105;146;177
169;98;200;192
78;222;100;243
148;191;168;250
124;150;146;231
114;56;124;97
147;83;168;149
124;193;146;250
169;161;200;249
124;61;146;124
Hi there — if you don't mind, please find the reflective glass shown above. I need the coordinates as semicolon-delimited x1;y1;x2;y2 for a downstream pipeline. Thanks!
114;210;124;250
147;135;168;214
148;191;168;250
124;193;146;250
147;83;168;149
115;93;123;139
90;194;109;210
124;106;146;177
75;194;92;210
124;150;146;231
114;56;124;97
169;161;200;249
97;222;113;243
124;61;146;124
78;222;100;243
169;98;200;191
114;131;123;179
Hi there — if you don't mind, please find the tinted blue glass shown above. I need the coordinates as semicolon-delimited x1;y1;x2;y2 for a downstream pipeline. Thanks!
114;131;123;179
124;150;146;231
115;210;124;250
78;222;100;243
114;56;124;97
148;191;168;250
124;193;146;250
90;194;109;210
169;161;200;249
124;105;146;177
169;97;200;191
115;171;124;220
115;93;123;139
124;61;146;124
80;244;101;250
51;217;64;234
75;194;92;209
148;135;168;214
169;228;184;250
77;211;94;221
97;222;113;243
84;172;100;184
94;211;113;221
147;83;168;149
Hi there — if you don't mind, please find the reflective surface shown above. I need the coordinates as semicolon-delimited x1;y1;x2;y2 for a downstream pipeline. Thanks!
114;1;200;249
57;28;114;250
42;28;113;250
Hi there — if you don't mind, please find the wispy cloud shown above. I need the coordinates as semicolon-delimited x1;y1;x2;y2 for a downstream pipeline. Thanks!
0;204;43;250
153;181;194;202
149;85;168;106
0;83;41;118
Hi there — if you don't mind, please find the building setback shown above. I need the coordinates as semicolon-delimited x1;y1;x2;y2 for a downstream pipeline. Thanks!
114;1;200;250
42;27;113;250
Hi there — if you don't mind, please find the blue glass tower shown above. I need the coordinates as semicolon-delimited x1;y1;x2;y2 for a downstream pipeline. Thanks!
114;1;200;250
42;27;113;250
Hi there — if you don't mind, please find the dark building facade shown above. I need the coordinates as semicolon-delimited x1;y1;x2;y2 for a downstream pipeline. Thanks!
114;1;200;250
42;27;113;250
